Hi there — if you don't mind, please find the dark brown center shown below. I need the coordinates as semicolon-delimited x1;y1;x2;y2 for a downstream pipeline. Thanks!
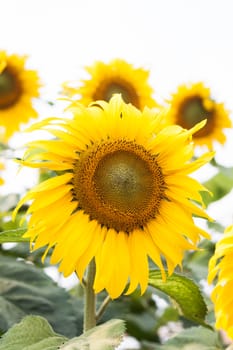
93;80;140;108
72;140;166;232
0;68;22;109
178;96;214;137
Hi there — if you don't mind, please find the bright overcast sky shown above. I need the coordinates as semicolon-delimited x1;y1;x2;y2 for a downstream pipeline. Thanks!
2;0;233;102
1;0;233;225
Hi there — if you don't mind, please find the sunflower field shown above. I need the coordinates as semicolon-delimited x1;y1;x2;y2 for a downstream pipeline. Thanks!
1;1;233;349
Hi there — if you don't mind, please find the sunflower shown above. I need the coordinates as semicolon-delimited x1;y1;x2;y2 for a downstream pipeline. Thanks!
208;225;233;339
14;95;213;299
167;82;232;149
0;51;40;140
63;59;158;110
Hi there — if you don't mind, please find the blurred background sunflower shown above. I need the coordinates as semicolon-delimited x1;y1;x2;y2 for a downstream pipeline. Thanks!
0;51;41;141
208;225;233;340
166;82;231;149
63;58;159;109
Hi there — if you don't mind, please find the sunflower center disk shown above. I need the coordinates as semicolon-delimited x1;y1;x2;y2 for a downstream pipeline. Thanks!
0;68;21;109
95;151;153;212
180;96;212;129
104;82;134;104
94;80;140;108
179;96;214;137
73;140;165;232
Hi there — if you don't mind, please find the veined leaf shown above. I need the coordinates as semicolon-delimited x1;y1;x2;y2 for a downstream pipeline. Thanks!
0;255;82;337
149;270;208;326
0;315;67;350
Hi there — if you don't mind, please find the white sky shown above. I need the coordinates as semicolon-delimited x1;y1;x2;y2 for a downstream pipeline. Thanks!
2;0;233;102
1;0;233;225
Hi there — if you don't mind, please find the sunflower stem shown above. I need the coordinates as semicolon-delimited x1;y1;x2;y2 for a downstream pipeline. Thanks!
83;259;96;332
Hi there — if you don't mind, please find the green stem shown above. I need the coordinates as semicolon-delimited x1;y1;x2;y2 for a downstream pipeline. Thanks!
83;259;96;332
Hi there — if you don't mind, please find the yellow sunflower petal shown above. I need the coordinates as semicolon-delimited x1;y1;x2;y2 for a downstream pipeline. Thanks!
94;228;118;295
106;231;130;298
126;230;149;295
75;223;106;282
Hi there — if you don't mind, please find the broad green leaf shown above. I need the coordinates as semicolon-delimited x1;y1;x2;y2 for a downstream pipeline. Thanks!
0;255;82;337
149;270;208;326
60;319;125;350
0;228;27;243
0;296;25;333
0;315;67;350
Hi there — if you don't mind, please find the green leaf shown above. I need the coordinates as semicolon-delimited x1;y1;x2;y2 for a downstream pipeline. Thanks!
60;319;125;350
0;315;67;350
148;270;208;326
145;326;223;350
0;255;82;337
0;228;28;243
202;166;233;206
